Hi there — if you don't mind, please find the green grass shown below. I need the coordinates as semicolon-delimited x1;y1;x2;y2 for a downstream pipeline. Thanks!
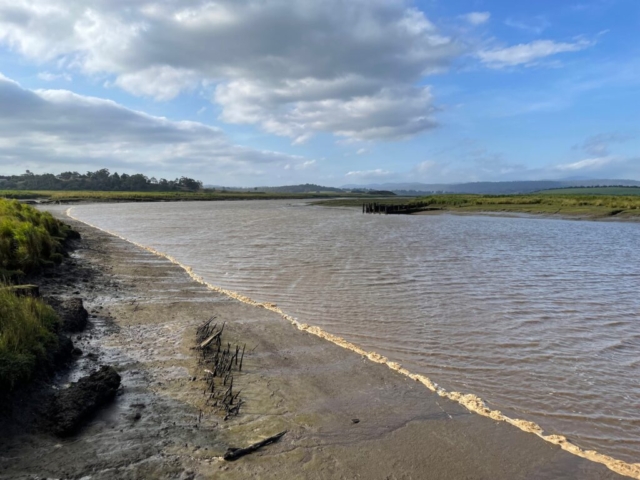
0;190;372;203
314;197;410;208
0;198;73;392
0;198;74;279
539;186;640;196
318;194;640;219
0;191;50;199
0;288;60;391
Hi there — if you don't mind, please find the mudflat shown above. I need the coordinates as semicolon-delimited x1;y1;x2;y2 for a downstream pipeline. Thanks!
0;216;628;480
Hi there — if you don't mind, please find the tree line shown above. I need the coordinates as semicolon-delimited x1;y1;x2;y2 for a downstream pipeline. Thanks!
0;169;203;192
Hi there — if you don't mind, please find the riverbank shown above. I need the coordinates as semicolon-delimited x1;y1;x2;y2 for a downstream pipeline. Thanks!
0;214;633;479
0;199;81;392
0;190;371;204
317;194;640;221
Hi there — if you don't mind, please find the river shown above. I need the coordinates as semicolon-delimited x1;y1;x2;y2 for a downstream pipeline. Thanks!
69;200;640;463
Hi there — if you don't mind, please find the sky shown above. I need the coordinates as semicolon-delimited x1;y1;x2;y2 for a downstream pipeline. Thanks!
0;0;638;187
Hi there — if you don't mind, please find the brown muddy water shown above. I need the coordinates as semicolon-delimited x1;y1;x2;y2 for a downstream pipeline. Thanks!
68;200;640;463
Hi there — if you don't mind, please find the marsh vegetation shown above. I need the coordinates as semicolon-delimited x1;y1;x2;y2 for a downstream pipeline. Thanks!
318;193;640;219
0;199;78;392
0;199;74;278
0;189;374;203
0;288;60;391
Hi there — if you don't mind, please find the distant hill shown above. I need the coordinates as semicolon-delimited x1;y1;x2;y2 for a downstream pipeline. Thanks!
341;180;640;195
540;186;640;196
203;183;399;194
203;183;345;193
257;183;345;193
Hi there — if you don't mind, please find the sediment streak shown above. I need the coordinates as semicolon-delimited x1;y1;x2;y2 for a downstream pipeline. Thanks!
66;207;640;479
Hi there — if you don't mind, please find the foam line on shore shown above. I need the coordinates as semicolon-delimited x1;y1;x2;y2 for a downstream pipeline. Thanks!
66;207;640;479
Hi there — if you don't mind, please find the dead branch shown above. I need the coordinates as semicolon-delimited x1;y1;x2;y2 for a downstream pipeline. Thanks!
223;431;287;461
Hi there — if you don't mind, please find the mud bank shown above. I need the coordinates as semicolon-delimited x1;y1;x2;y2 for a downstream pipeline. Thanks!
0;216;632;479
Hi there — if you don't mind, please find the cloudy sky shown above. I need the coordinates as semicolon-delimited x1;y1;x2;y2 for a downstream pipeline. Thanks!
0;0;638;186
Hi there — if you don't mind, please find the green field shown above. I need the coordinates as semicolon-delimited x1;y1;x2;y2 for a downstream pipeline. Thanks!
539;186;640;196
317;194;640;219
0;190;373;203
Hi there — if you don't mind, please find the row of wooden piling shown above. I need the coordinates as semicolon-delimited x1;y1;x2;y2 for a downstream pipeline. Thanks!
362;203;432;215
196;317;246;420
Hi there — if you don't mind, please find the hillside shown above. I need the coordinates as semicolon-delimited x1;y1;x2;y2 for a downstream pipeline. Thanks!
342;180;640;195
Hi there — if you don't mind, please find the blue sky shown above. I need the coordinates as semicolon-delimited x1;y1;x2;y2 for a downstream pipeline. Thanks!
0;0;638;186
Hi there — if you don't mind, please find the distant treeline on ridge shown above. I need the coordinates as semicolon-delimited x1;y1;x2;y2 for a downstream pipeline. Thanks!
0;169;203;192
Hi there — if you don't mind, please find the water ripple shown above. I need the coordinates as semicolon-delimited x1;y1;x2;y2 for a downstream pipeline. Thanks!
70;200;640;464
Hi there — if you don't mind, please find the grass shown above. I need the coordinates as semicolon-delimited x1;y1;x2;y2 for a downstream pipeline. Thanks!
0;199;74;392
0;288;60;391
0;190;372;203
0;199;74;279
539;186;640;196
317;194;640;219
0;191;50;199
314;197;410;208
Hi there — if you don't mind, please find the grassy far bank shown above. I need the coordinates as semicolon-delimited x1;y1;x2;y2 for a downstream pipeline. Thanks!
0;190;375;203
316;194;640;219
0;198;76;392
540;186;640;195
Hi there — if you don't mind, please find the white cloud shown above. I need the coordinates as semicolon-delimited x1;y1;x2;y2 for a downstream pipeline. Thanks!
554;156;640;179
413;160;438;173
478;38;593;68
555;156;616;171
461;12;490;26
0;73;308;180
0;0;460;142
216;84;438;142
356;148;369;155
112;66;201;101
295;160;316;170
345;169;392;178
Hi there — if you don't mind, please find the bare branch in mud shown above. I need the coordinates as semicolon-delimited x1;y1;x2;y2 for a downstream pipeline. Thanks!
239;344;246;371
223;431;287;461
199;331;221;349
196;318;246;420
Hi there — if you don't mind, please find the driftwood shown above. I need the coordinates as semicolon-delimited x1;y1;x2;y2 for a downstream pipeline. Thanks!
223;431;287;461
199;331;221;349
3;284;40;297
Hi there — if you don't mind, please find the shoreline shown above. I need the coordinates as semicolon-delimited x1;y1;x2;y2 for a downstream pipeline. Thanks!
0;212;635;479
410;208;640;223
319;203;640;223
314;196;640;223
